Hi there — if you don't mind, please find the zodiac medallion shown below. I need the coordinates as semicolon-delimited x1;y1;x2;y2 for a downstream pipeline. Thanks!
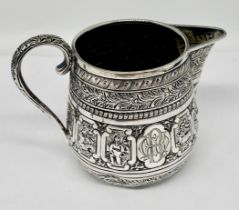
101;126;136;170
74;115;101;162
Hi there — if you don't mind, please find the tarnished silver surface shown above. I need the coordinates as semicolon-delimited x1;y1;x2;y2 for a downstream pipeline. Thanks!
11;19;226;187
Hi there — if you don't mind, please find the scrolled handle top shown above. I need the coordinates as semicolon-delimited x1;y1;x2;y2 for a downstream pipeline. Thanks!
12;34;75;77
11;34;75;138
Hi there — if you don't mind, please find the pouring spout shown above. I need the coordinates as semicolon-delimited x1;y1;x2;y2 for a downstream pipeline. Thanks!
174;24;226;51
173;24;226;86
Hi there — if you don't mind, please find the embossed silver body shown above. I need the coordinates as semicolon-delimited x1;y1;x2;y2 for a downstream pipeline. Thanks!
11;20;226;187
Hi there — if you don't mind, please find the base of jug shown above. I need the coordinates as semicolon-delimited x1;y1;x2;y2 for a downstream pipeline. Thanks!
71;146;192;187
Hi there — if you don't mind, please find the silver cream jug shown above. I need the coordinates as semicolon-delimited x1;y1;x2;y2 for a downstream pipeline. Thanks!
11;20;226;187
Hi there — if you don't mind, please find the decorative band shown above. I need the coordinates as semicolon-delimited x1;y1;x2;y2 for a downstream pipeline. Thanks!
69;88;193;122
73;59;191;91
67;99;198;174
76;147;192;177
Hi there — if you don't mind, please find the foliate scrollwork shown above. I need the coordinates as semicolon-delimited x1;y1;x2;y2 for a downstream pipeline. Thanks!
93;161;185;187
101;126;136;170
70;71;192;112
190;45;212;83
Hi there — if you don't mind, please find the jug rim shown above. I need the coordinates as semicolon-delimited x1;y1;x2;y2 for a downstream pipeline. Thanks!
72;19;190;79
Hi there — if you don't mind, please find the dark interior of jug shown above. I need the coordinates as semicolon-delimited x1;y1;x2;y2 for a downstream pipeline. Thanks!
75;21;186;71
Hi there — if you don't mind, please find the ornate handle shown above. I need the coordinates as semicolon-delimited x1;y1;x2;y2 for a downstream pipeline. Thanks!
11;34;75;138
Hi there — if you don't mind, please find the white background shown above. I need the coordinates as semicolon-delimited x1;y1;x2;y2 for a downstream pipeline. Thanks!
0;0;239;210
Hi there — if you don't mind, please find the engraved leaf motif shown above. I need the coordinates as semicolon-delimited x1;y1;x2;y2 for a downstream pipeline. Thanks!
71;71;191;111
